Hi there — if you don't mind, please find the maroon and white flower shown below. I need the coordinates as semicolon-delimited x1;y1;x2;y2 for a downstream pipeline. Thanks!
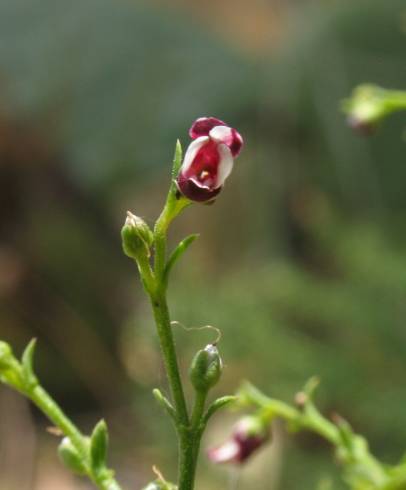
176;117;243;202
208;415;270;465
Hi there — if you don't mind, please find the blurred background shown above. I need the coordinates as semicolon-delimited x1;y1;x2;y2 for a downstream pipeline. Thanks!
1;0;406;488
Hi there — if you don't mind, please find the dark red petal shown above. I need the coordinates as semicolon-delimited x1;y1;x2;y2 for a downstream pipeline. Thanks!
234;433;266;463
229;128;244;157
176;175;222;202
189;117;227;139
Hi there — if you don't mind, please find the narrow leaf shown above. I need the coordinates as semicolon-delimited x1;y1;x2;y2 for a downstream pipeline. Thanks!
21;339;38;388
203;396;237;426
90;419;108;474
164;234;199;281
152;388;176;422
171;139;183;179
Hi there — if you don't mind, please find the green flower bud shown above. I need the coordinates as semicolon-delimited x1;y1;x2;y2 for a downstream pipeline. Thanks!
121;211;153;260
189;344;223;393
58;437;87;475
343;84;390;134
0;341;14;371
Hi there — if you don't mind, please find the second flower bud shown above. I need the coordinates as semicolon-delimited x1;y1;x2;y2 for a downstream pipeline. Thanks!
189;344;223;393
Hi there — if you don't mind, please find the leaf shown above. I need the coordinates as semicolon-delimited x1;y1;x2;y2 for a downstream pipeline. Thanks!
202;396;237;426
171;139;183;179
21;339;38;388
90;419;108;474
164;234;199;281
152;388;176;422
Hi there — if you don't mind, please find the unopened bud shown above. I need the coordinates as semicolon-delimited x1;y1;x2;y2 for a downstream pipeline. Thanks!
208;415;270;464
189;344;222;393
58;437;87;475
343;85;389;135
121;211;153;260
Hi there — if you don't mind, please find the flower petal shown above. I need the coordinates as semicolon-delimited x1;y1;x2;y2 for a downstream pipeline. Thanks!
189;117;227;139
209;125;243;157
215;144;233;188
207;440;240;464
176;175;222;202
180;136;209;173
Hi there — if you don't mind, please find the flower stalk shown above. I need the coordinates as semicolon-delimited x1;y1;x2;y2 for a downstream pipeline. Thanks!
124;119;243;489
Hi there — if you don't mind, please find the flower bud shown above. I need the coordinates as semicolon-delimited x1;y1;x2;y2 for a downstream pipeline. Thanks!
208;415;270;464
0;341;14;371
176;117;243;202
58;437;87;475
121;211;153;260
189;344;223;393
343;85;389;134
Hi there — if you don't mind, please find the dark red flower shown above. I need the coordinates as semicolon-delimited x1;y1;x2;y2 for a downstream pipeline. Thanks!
208;416;269;465
176;117;243;202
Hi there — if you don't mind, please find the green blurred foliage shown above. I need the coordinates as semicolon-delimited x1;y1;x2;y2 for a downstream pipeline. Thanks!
0;0;406;488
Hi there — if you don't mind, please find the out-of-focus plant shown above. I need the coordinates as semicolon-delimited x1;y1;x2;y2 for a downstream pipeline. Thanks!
343;85;406;134
0;340;121;489
209;378;406;490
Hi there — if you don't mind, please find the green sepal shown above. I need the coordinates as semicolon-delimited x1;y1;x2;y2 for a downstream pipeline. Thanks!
58;437;87;475
90;419;109;474
189;344;222;393
21;339;38;388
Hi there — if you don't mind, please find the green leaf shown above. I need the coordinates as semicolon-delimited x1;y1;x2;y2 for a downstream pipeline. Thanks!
90;419;108;474
171;139;183;179
152;388;176;422
164;234;199;281
21;339;38;389
0;341;14;371
58;437;87;475
203;396;237;426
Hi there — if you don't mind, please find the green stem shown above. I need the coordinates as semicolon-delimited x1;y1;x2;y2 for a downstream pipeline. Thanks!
30;385;88;457
150;291;189;427
149;190;202;489
191;390;207;429
177;391;207;490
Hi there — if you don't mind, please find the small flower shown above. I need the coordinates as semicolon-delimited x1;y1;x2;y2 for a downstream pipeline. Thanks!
208;415;270;464
176;117;243;202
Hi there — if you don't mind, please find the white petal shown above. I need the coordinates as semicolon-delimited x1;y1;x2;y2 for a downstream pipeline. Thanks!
209;125;233;145
208;440;240;463
181;136;209;173
215;144;234;188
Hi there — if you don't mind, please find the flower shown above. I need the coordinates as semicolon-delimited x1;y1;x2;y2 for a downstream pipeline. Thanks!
176;117;243;202
208;415;270;464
